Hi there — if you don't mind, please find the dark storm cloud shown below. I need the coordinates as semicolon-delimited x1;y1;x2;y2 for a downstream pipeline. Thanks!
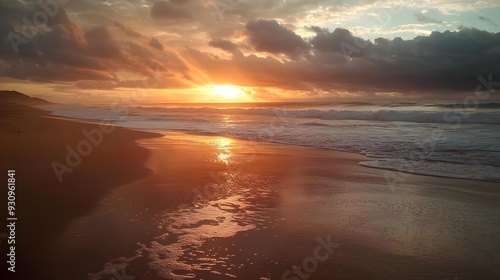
188;22;500;94
0;0;190;88
311;27;500;92
245;19;310;57
309;27;372;57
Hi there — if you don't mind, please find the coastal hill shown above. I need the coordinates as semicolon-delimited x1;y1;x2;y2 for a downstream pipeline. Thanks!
0;90;51;105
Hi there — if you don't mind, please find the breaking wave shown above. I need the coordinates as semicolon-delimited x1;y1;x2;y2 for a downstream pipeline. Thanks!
135;106;500;125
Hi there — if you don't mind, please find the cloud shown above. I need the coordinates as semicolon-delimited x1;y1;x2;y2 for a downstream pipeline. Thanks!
414;12;442;24
149;38;164;51
0;0;193;89
150;1;192;20
1;0;499;97
208;38;241;55
420;0;499;13
310;27;372;57
245;19;310;57
187;23;500;94
85;26;121;58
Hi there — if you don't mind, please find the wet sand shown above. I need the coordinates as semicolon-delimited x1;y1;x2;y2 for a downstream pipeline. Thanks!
0;101;160;280
45;132;500;280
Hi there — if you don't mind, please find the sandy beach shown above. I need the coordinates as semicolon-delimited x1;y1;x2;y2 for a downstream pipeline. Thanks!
1;101;499;280
33;134;500;279
0;101;160;279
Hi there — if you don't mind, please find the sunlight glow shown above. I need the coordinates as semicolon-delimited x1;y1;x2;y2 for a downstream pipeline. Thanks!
213;85;244;99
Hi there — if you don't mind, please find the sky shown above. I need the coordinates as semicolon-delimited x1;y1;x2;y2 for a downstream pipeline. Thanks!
0;0;499;103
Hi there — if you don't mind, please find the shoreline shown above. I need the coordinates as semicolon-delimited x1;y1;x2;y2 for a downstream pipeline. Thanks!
361;161;500;183
2;101;499;279
38;103;500;185
50;120;500;185
48;130;500;280
26;105;500;198
35;107;500;207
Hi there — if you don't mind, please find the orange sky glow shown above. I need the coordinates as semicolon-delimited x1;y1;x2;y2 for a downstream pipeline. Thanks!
0;0;499;103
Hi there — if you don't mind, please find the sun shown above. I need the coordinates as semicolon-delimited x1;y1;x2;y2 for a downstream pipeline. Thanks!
213;85;243;99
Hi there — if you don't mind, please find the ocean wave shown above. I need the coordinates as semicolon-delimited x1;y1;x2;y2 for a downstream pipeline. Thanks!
360;159;500;183
45;103;500;182
337;101;375;106
135;106;500;125
299;122;332;127
427;102;500;109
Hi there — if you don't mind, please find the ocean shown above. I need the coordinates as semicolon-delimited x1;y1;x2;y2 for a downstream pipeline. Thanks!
42;101;500;182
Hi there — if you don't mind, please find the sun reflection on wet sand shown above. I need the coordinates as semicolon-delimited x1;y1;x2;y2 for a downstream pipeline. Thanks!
216;137;233;165
85;133;281;280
